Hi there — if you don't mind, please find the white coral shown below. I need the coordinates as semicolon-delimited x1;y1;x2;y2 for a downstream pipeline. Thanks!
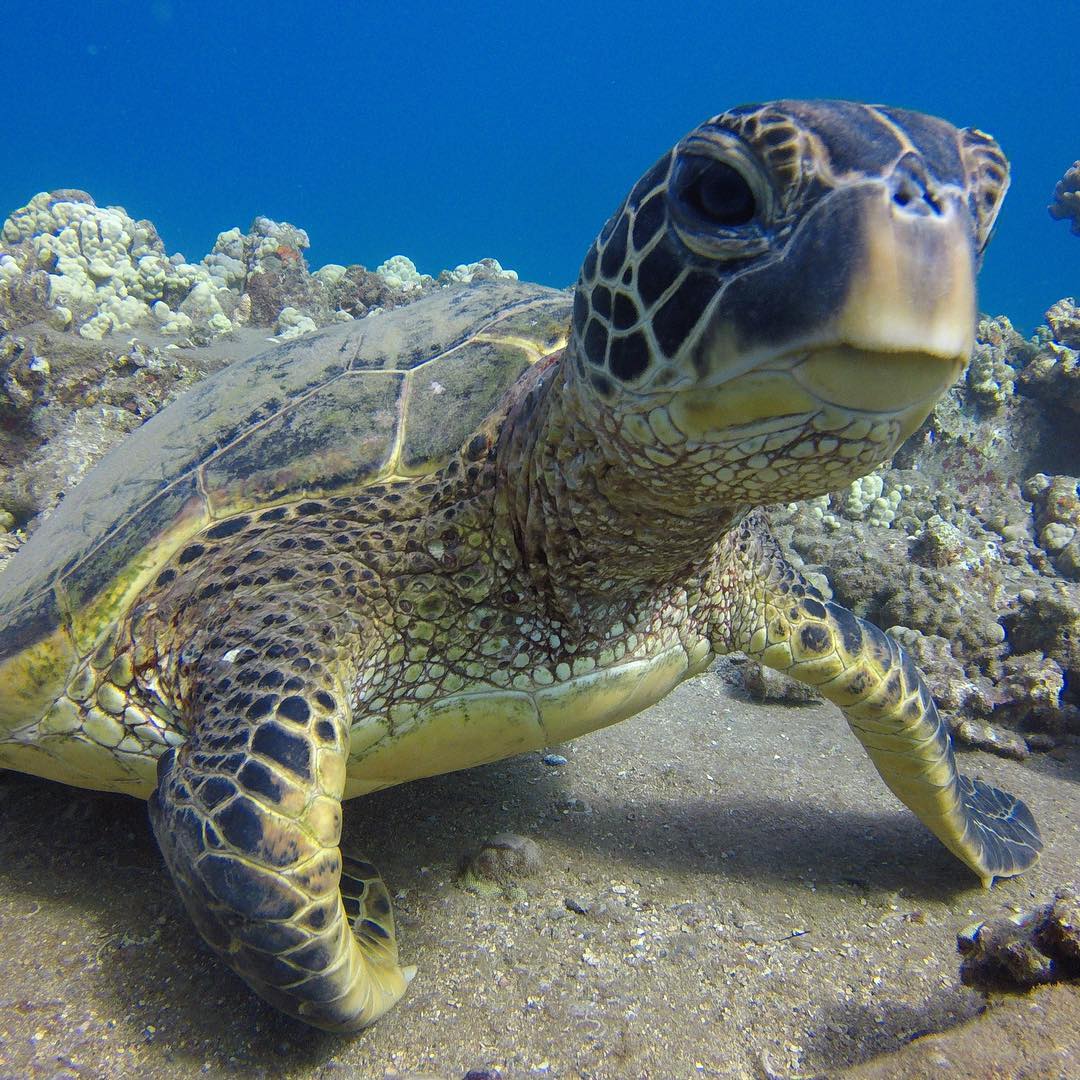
202;217;309;290
376;254;432;292
1;191;236;337
837;470;906;527
439;257;518;284
275;306;318;340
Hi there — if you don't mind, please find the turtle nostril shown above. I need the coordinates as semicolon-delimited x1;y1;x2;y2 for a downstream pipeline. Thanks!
890;157;943;216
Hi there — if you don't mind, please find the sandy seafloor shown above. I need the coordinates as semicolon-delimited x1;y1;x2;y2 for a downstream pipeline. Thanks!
0;670;1077;1079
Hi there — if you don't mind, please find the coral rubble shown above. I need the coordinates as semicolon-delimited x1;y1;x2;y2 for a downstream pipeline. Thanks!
959;886;1080;988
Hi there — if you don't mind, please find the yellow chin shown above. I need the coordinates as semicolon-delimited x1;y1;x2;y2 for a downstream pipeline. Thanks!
668;345;965;444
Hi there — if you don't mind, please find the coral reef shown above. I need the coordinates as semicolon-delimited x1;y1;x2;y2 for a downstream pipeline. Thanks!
0;192;321;341
439;258;519;285
959;885;1080;988
376;254;432;292
1023;473;1080;579
0;190;519;346
1049;161;1080;235
966;316;1034;409
1021;300;1080;414
1044;298;1080;350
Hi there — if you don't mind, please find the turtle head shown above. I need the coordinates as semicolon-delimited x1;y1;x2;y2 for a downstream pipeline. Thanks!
569;99;1008;509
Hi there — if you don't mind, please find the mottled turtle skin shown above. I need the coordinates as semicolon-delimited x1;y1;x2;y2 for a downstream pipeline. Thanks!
0;100;1042;1032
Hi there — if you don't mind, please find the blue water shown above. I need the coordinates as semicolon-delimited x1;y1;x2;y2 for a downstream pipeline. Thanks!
4;1;1077;330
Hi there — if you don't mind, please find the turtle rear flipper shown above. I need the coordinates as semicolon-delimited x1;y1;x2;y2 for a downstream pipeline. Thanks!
725;514;1042;886
148;654;411;1031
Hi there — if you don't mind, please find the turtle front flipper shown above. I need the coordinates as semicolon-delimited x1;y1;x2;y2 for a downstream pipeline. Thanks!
148;665;412;1031
724;516;1042;887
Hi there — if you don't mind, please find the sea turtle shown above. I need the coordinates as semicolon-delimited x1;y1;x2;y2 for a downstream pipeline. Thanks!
0;99;1042;1032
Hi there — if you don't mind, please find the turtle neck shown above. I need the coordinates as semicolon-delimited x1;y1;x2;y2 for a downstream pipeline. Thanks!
493;350;744;621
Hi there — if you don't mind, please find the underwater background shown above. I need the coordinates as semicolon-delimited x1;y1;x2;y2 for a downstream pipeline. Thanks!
3;0;1077;329
3;4;1080;1078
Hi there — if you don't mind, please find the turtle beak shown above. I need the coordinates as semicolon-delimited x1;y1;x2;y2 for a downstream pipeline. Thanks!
838;158;977;362
792;168;975;430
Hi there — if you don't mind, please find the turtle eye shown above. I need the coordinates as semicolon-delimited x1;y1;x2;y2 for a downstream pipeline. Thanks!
673;155;758;227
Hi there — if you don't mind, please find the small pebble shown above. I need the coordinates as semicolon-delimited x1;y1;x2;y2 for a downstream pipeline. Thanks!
542;753;568;766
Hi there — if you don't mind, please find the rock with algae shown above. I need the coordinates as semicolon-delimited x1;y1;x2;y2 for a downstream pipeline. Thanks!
741;660;823;703
959;885;1080;989
460;833;542;899
1021;301;1080;413
1049;161;1080;235
965;315;1036;409
1022;472;1080;580
1044;297;1080;350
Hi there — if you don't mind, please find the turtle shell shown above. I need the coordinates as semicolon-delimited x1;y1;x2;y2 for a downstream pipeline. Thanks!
0;279;571;730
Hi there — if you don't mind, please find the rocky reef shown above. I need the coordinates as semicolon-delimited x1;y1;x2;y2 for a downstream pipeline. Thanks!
959;885;1080;988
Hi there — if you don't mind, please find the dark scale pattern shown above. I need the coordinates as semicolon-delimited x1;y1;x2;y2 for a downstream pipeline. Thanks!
590;284;612;320
611;293;639;331
632;194;666;252
599;214;629;278
571;289;588;337
608;332;651;382
651;272;721;357
627;152;671;209
636;241;683;308
581;243;599;282
583;319;608;367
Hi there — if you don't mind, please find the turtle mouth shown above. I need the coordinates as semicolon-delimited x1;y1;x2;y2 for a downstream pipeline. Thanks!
788;344;966;415
666;343;965;443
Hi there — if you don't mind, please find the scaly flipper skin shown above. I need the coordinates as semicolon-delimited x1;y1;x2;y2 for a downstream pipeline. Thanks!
723;513;1042;886
148;656;411;1031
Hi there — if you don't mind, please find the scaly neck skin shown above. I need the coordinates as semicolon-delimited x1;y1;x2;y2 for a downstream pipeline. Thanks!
493;349;744;622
